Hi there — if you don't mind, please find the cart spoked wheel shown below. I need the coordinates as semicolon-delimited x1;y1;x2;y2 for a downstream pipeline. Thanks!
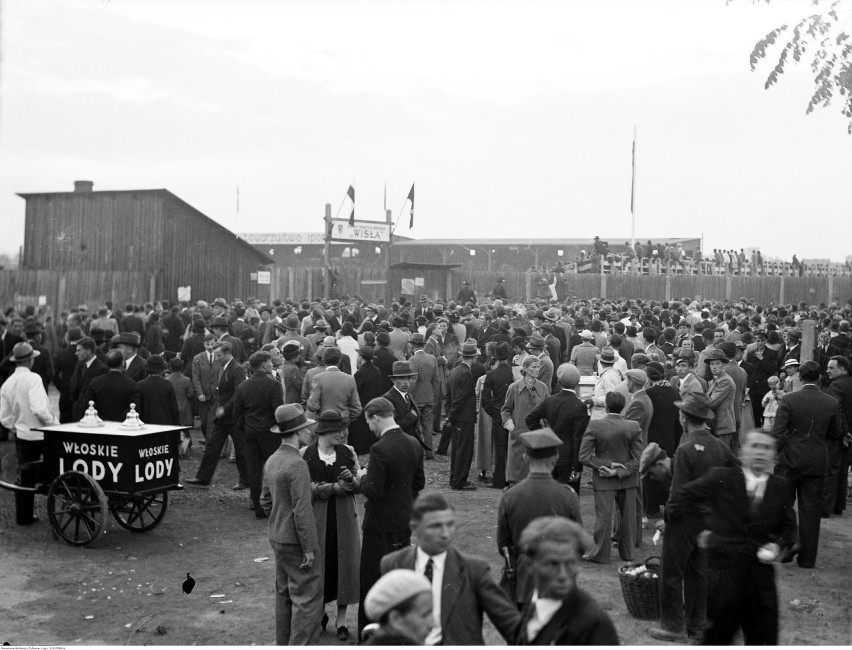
109;491;169;532
47;471;109;546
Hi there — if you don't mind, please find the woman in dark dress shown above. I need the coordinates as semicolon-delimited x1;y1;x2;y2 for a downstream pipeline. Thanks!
304;410;361;641
349;347;384;453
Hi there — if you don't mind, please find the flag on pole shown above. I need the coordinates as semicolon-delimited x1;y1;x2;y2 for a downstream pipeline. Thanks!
347;185;355;226
407;183;415;228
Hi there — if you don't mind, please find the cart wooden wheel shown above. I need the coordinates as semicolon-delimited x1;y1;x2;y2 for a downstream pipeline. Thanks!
47;471;109;546
109;491;169;532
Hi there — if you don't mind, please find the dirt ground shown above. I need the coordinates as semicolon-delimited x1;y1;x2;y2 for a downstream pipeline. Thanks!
2;432;851;646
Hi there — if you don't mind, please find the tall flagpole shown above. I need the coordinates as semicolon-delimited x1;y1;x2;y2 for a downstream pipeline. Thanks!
630;126;637;248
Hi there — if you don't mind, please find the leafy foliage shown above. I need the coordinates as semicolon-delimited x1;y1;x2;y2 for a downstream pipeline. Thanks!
744;0;852;133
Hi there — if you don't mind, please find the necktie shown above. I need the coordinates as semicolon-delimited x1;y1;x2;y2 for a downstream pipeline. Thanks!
424;558;434;583
209;353;213;365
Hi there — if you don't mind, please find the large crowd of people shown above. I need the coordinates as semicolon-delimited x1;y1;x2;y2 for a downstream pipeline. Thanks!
2;286;851;644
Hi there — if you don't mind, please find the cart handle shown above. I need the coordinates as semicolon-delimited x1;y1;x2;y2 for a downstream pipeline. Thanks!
0;479;38;493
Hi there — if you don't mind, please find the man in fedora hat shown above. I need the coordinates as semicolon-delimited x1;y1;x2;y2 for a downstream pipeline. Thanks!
382;360;425;446
649;394;736;644
186;341;249;488
135;355;180;426
211;316;245;364
481;341;516;488
23;320;53;392
234;351;285;518
84;349;139;422
1;342;58;524
260;403;322;644
114;331;146;382
705;349;736;448
445;340;482;491
275;313;313;364
407;333;440;459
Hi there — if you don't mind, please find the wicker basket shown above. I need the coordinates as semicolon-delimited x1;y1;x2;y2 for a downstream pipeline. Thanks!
618;555;661;619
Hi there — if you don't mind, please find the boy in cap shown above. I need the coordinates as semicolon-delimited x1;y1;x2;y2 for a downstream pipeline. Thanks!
497;428;583;608
362;569;434;645
260;403;322;644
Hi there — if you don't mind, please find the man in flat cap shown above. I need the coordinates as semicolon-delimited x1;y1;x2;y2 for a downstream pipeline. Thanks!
362;569;434;645
497;428;583;609
650;394;736;643
515;516;618;645
705;349;736;448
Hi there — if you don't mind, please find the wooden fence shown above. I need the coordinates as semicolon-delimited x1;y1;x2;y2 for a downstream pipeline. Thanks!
0;269;152;315
3;266;849;314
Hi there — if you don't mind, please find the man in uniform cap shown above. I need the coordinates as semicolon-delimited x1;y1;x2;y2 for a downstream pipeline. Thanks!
497;428;583;608
362;569;434;645
260;403;322;644
649;394;736;643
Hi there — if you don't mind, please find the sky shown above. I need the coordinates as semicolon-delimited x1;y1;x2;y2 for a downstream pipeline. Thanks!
1;0;851;263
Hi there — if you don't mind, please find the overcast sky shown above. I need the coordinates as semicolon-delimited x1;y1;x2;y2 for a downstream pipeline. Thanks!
2;0;850;262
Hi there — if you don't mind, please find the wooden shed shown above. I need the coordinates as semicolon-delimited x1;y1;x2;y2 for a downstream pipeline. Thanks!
18;181;274;304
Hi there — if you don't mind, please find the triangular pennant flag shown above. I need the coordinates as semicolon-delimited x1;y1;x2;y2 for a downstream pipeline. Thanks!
407;183;415;229
347;185;355;226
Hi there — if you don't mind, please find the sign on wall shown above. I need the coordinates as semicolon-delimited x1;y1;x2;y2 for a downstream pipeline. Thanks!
239;232;325;245
257;271;271;285
331;219;390;243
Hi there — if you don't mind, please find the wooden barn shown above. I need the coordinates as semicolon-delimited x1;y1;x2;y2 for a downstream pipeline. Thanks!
18;181;274;305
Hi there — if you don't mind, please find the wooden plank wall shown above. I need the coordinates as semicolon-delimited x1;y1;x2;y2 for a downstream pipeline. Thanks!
0;269;151;315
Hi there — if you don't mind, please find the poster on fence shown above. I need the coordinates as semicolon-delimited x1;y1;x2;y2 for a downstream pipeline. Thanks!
178;285;191;302
415;277;424;286
401;278;415;295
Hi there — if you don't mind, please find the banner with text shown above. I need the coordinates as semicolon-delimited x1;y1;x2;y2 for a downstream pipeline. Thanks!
331;219;390;243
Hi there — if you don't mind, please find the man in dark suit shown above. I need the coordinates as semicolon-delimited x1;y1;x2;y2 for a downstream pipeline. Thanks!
69;337;109;421
114;331;145;382
771;360;843;568
666;431;798;645
120;303;145;343
382;360;423;443
745;329;781;427
445;341;479;490
190;334;218;442
24;321;54;392
480;342;515;488
515;517;618;645
0;314;24;385
185;341;249;488
372;331;397;393
578;391;644;564
524;363;590;494
135;355;180;425
825;355;852;516
180;320;208;368
234;350;285;518
357;397;425;637
211;316;244;363
162;305;185;354
83;349;139;422
381;491;520;645
497;429;583;608
53;327;84;423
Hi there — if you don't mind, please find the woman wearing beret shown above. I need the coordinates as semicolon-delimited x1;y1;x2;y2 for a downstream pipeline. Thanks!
303;410;362;641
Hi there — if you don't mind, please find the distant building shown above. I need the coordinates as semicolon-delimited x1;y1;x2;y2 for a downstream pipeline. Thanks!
19;181;273;303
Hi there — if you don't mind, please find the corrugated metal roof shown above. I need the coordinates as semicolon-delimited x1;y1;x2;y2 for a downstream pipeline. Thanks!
391;237;698;247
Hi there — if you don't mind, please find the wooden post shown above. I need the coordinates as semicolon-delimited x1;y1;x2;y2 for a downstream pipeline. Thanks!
149;272;157;303
385;209;392;305
487;250;493;272
600;273;607;300
779;275;785;305
322;203;331;299
446;270;453;301
827;275;834;304
725;275;732;302
665;274;671;302
800;319;817;362
287;267;295;300
525;270;533;301
57;274;67;318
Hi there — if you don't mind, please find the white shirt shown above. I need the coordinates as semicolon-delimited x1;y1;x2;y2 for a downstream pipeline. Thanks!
742;467;769;502
124;353;137;368
415;547;447;645
0;366;57;441
526;589;563;641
